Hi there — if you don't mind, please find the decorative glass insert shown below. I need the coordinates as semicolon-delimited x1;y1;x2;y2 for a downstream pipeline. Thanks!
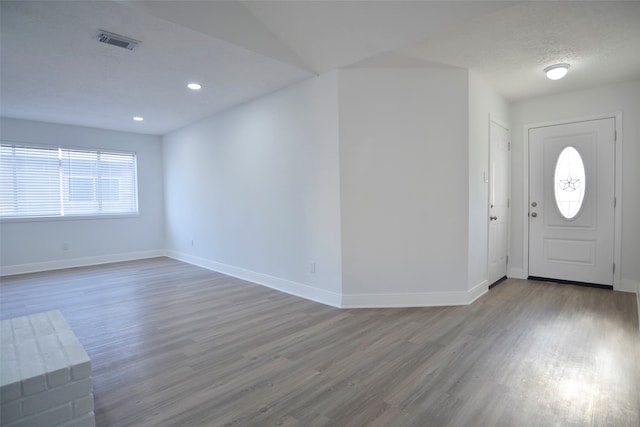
554;146;585;219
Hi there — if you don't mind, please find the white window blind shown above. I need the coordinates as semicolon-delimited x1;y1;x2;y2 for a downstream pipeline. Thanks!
1;143;138;218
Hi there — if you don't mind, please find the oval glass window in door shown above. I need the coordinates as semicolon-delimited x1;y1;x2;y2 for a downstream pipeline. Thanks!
554;146;586;219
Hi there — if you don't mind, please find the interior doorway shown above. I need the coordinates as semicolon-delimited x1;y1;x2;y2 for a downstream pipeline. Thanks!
488;120;510;286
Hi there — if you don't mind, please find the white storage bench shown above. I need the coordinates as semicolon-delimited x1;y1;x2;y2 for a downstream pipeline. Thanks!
0;311;95;427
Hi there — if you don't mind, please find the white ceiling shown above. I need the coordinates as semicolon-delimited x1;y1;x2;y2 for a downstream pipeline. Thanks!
2;1;639;136
353;1;640;101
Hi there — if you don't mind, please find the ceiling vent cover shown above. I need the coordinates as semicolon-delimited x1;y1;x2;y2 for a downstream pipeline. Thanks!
96;30;141;51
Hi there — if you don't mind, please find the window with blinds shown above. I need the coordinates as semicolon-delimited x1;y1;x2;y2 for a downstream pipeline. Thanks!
0;144;138;218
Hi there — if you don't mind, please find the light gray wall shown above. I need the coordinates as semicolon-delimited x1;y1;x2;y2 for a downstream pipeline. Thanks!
338;68;470;301
468;72;509;291
162;72;343;303
509;79;640;290
7;71;633;306
0;117;165;274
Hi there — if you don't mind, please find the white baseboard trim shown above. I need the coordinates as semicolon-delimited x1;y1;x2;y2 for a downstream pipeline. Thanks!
637;282;640;330
341;280;488;309
615;278;640;293
0;250;166;277
614;278;640;330
468;280;489;304
166;250;342;308
508;267;525;279
0;248;497;311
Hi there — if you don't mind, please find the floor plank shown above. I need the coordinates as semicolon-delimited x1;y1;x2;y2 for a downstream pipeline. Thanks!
1;257;638;426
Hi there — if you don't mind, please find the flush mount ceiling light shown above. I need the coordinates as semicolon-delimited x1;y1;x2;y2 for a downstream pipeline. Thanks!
187;83;202;90
133;116;144;121
544;63;570;80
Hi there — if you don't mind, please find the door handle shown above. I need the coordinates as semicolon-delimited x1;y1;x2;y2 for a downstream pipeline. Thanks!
490;216;498;221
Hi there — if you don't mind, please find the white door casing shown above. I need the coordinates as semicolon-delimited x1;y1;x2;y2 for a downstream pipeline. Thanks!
528;118;615;286
488;121;509;286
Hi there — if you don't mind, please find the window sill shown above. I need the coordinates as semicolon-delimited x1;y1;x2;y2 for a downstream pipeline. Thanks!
0;213;140;224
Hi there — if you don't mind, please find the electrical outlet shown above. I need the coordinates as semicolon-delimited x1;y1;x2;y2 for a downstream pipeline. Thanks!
63;242;69;251
191;239;194;247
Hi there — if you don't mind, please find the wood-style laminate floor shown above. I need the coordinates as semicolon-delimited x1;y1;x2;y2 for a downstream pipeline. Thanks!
1;257;638;426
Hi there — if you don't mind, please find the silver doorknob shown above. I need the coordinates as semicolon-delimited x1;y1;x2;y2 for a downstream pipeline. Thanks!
531;212;538;217
531;202;537;207
490;216;498;221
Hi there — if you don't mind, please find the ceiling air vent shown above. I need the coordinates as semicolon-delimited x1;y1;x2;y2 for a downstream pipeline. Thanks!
96;30;141;51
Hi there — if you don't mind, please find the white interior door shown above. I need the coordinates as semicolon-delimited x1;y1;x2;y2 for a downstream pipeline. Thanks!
529;118;615;286
488;121;509;285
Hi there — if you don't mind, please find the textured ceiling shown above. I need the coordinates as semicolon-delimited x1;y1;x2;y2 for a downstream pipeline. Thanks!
241;1;515;73
353;1;640;101
0;1;313;135
1;1;639;135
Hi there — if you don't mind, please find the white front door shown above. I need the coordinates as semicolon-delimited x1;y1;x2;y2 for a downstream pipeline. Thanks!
529;118;615;286
488;121;509;285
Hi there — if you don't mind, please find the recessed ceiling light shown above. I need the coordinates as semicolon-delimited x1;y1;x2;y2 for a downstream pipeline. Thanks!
187;83;202;90
133;116;144;121
544;63;570;80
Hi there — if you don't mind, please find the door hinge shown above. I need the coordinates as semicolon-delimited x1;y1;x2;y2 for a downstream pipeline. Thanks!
614;130;617;142
614;197;616;208
506;255;509;265
613;263;615;274
508;198;510;208
508;142;511;151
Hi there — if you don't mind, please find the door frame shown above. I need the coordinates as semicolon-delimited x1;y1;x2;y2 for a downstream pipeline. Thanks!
521;112;622;288
487;116;510;286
